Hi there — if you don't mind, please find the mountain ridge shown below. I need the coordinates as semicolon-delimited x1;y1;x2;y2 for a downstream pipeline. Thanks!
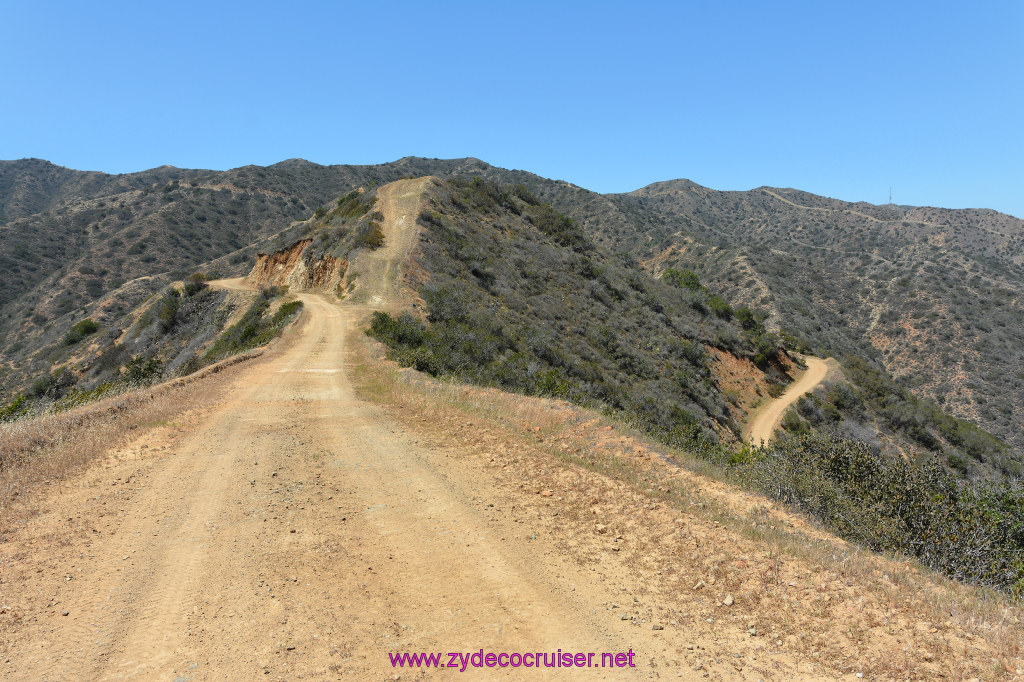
6;155;1021;221
2;156;1023;462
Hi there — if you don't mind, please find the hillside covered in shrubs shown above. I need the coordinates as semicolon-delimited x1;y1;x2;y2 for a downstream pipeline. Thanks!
576;180;1024;460
0;277;301;422
369;178;791;447
366;177;1024;595
0;157;483;401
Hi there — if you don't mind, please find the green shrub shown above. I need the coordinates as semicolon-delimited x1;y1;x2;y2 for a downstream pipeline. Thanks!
662;267;703;290
122;356;163;385
368;311;426;347
706;295;734;319
183;273;208;296
271;300;303;324
357;222;386;249
735;306;762;332
750;332;780;369
335;191;376;219
30;368;75;399
63;318;99;345
158;289;181;332
0;394;30;421
259;285;287;299
780;408;809;434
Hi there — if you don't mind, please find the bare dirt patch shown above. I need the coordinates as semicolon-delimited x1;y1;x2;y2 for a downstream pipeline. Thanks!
0;350;266;522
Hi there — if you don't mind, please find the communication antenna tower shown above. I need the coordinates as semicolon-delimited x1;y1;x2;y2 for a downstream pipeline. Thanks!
889;187;892;204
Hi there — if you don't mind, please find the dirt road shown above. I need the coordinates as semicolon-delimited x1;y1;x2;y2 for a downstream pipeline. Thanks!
746;357;829;445
3;293;640;679
0;179;656;680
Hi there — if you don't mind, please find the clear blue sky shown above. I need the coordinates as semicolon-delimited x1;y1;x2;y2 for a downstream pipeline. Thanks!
2;1;1022;217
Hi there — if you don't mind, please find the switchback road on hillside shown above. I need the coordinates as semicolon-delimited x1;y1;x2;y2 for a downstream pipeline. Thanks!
746;357;829;446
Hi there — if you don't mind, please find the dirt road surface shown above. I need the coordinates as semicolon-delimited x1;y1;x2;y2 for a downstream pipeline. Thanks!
0;179;681;680
3;294;633;679
746;357;829;446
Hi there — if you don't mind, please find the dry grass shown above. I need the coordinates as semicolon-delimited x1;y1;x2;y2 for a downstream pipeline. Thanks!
351;331;1024;680
0;350;264;522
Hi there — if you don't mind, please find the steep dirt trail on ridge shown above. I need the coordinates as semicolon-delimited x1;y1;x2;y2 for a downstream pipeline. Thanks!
746;356;829;445
348;176;430;308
